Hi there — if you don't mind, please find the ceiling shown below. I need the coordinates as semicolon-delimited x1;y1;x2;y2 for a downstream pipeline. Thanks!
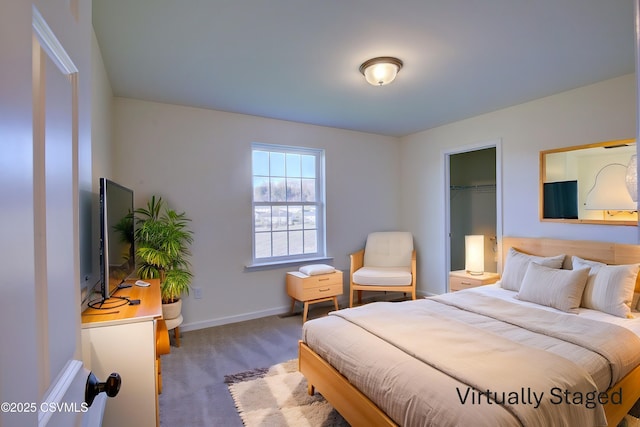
92;1;635;137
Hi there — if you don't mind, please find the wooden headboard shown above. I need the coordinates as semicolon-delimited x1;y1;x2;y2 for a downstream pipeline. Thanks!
502;237;640;293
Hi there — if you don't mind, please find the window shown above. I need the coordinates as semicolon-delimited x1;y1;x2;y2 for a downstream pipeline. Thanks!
251;143;325;264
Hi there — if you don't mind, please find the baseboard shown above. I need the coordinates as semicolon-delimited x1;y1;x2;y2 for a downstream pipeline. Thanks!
180;305;290;332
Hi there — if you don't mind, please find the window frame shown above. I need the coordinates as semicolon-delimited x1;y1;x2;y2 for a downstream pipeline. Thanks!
250;142;326;266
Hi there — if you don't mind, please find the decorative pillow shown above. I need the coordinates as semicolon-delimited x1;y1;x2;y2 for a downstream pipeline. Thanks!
299;264;335;276
570;255;606;270
500;247;565;291
572;256;639;318
516;262;589;313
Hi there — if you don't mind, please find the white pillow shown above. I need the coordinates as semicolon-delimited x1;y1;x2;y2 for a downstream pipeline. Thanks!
299;264;336;276
572;256;639;318
517;262;589;313
500;247;565;291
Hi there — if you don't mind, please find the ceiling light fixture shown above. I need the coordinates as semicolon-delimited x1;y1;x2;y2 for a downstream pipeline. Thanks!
359;57;403;86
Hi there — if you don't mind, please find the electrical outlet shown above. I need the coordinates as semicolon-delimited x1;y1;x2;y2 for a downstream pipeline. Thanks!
193;287;202;299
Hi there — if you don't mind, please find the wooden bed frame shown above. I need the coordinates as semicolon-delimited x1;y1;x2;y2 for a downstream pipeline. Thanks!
299;237;640;427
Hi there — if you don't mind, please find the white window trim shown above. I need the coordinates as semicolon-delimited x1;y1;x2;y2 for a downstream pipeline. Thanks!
248;143;326;267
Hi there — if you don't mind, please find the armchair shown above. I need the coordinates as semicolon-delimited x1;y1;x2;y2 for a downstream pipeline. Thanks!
349;232;416;307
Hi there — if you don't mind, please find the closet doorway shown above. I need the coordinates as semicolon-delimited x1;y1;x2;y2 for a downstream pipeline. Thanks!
445;142;502;281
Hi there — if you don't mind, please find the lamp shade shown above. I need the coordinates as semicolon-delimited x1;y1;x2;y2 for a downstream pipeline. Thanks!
585;163;636;210
359;57;403;86
626;154;637;203
465;235;484;275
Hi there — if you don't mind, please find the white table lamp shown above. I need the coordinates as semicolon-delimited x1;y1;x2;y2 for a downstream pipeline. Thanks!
465;235;484;275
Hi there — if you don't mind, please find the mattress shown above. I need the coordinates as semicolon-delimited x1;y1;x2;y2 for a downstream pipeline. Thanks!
302;286;640;427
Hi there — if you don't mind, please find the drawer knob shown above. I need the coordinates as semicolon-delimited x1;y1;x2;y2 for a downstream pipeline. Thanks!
319;287;330;292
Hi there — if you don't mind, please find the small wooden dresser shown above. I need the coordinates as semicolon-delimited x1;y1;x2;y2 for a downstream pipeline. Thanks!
286;270;343;322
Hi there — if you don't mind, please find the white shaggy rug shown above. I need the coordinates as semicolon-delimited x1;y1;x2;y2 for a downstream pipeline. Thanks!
225;359;348;427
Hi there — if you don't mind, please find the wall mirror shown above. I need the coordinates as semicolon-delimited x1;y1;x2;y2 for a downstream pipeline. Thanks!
540;139;637;226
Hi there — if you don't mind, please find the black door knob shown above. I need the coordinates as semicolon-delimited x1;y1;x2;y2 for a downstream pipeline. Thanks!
85;372;121;407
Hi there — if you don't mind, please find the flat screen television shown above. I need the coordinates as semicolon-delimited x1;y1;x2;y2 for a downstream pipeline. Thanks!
543;180;579;219
94;178;135;306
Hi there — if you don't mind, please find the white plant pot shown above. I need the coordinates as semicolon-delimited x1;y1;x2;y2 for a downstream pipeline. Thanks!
162;299;182;320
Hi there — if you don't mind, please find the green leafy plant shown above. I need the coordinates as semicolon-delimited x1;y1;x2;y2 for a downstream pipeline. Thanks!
113;212;135;271
134;195;193;303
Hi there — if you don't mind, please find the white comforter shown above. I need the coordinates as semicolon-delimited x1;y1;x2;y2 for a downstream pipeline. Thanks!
302;287;640;427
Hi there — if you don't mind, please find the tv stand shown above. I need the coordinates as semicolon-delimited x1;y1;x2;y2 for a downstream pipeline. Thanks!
81;279;164;427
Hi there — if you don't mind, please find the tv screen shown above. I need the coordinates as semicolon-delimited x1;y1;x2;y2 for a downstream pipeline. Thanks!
99;178;135;301
543;180;578;219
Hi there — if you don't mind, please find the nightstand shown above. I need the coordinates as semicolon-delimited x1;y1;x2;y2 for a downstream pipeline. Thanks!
286;270;343;322
449;270;500;292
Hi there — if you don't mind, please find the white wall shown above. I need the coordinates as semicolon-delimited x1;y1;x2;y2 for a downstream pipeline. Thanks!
111;98;400;329
111;74;636;328
91;30;114;189
401;74;637;296
87;29;114;297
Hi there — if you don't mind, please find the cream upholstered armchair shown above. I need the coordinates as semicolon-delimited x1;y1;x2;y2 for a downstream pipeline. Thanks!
349;231;416;307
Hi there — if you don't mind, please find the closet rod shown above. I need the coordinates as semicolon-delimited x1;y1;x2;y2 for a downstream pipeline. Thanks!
450;184;496;191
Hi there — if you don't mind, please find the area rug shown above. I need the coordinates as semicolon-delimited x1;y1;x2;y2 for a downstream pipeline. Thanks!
620;398;640;427
224;359;349;426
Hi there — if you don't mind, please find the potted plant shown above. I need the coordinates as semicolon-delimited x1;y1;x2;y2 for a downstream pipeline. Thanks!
134;195;193;320
113;213;135;272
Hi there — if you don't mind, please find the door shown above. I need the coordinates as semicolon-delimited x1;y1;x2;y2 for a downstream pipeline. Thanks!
444;141;503;285
32;7;86;426
1;3;106;426
32;7;100;427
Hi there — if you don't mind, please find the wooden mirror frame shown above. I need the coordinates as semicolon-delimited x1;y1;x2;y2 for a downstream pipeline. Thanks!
539;139;638;226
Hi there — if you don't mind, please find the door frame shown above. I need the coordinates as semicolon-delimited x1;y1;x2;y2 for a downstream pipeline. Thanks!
443;139;503;288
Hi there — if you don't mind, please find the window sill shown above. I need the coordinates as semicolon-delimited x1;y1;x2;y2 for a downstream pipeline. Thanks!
245;257;334;272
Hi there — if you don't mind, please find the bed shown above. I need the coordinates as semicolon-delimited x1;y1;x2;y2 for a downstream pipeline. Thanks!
299;237;640;426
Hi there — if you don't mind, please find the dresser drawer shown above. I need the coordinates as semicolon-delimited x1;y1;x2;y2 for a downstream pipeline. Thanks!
299;281;342;300
449;276;481;292
301;273;342;289
449;271;500;292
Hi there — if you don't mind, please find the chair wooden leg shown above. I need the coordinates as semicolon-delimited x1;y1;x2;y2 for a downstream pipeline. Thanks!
174;326;181;347
349;288;354;308
357;290;362;304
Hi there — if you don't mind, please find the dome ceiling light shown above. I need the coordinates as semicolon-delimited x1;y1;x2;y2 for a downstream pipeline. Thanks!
359;57;403;86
